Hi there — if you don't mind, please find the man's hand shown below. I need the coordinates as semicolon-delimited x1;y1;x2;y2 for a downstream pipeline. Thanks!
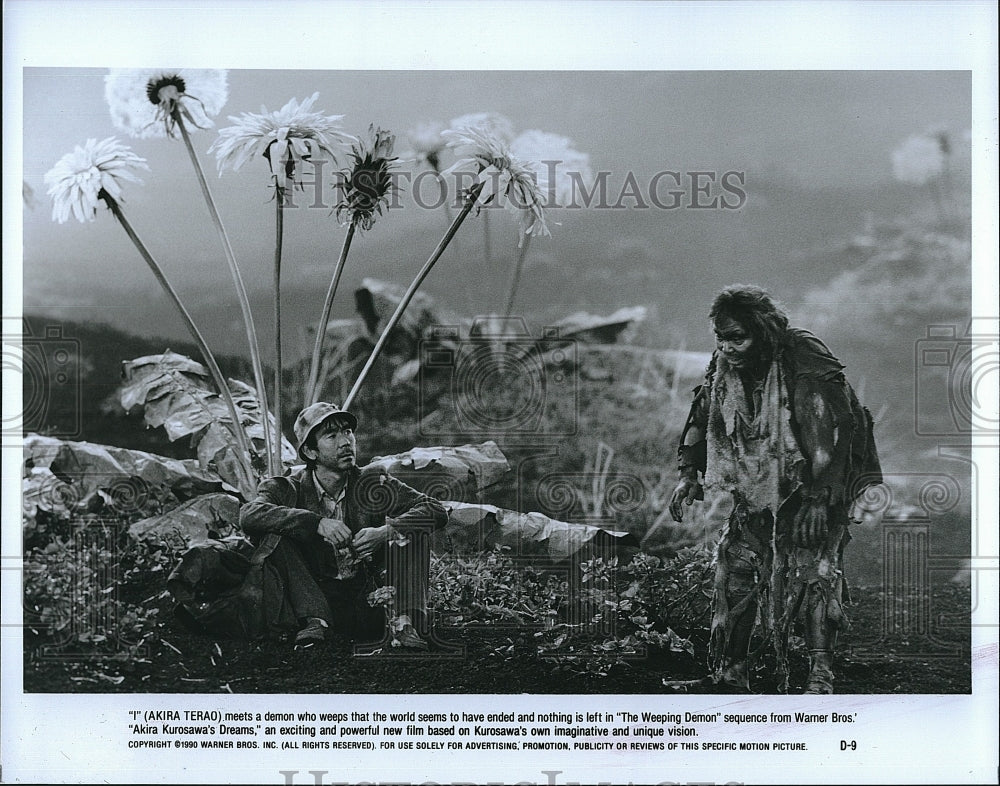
352;525;390;559
792;494;829;548
669;478;704;522
317;517;352;547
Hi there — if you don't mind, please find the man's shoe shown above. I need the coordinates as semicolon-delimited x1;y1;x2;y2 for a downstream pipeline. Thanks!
295;617;328;647
391;615;429;650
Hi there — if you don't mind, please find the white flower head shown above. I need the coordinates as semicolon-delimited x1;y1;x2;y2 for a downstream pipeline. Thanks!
406;120;447;171
44;137;149;223
442;125;549;243
210;93;353;194
511;130;592;207
449;112;516;144
892;131;946;185
105;69;229;139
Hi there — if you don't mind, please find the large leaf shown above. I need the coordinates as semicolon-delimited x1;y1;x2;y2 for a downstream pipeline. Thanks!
128;493;241;544
367;441;510;502
23;434;228;518
118;352;296;495
440;501;638;562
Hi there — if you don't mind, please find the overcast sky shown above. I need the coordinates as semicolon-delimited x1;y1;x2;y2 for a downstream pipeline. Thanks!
20;68;972;353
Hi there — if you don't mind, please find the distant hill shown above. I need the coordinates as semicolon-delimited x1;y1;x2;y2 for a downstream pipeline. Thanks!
17;315;255;459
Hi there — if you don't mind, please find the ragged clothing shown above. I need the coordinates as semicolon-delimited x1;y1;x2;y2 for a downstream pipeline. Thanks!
679;328;881;691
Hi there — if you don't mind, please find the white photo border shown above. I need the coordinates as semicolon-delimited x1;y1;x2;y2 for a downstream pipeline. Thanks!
3;2;997;784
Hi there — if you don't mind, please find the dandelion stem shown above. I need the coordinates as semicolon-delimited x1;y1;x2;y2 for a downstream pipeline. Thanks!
343;184;483;410
482;207;492;263
435;171;453;224
502;232;532;319
173;108;277;476
103;193;255;496
305;221;356;406
272;194;285;471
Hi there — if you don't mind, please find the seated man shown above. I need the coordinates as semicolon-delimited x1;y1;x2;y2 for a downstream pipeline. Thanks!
240;402;448;648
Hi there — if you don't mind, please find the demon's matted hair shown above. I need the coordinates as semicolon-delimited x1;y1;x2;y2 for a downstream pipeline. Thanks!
709;284;789;355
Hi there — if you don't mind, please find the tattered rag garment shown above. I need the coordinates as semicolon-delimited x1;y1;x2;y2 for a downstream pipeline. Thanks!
704;353;848;692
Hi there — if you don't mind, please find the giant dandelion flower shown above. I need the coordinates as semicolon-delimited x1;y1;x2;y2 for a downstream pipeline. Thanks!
447;113;517;262
892;132;946;185
501;130;589;317
305;126;399;405
342;125;544;410
340;127;551;407
105;69;229;139
43;136;149;223
406;120;447;171
443;125;549;241
43;137;256;493
449;112;515;144
108;70;279;475
210;92;353;195
511;129;592;207
211;93;351;452
336;125;400;231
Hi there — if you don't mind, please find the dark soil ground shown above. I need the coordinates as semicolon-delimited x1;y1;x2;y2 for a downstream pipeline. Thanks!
24;580;971;695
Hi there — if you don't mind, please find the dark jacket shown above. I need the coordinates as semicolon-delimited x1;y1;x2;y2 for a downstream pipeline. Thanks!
240;464;449;560
168;466;447;641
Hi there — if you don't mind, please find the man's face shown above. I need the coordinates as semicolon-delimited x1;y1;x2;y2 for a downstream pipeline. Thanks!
305;417;357;472
713;316;757;369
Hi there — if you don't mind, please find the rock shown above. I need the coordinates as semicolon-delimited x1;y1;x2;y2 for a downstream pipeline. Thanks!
549;306;647;344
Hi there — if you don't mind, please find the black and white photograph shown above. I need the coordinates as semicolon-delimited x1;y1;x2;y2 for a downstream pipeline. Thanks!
3;2;997;784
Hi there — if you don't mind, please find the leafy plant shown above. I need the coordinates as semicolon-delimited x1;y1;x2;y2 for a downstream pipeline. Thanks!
530;553;705;677
119;352;296;496
430;545;563;627
23;516;179;659
429;546;713;677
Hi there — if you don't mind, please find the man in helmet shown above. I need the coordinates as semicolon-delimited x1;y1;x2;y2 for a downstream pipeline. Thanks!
240;402;448;649
669;285;881;694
